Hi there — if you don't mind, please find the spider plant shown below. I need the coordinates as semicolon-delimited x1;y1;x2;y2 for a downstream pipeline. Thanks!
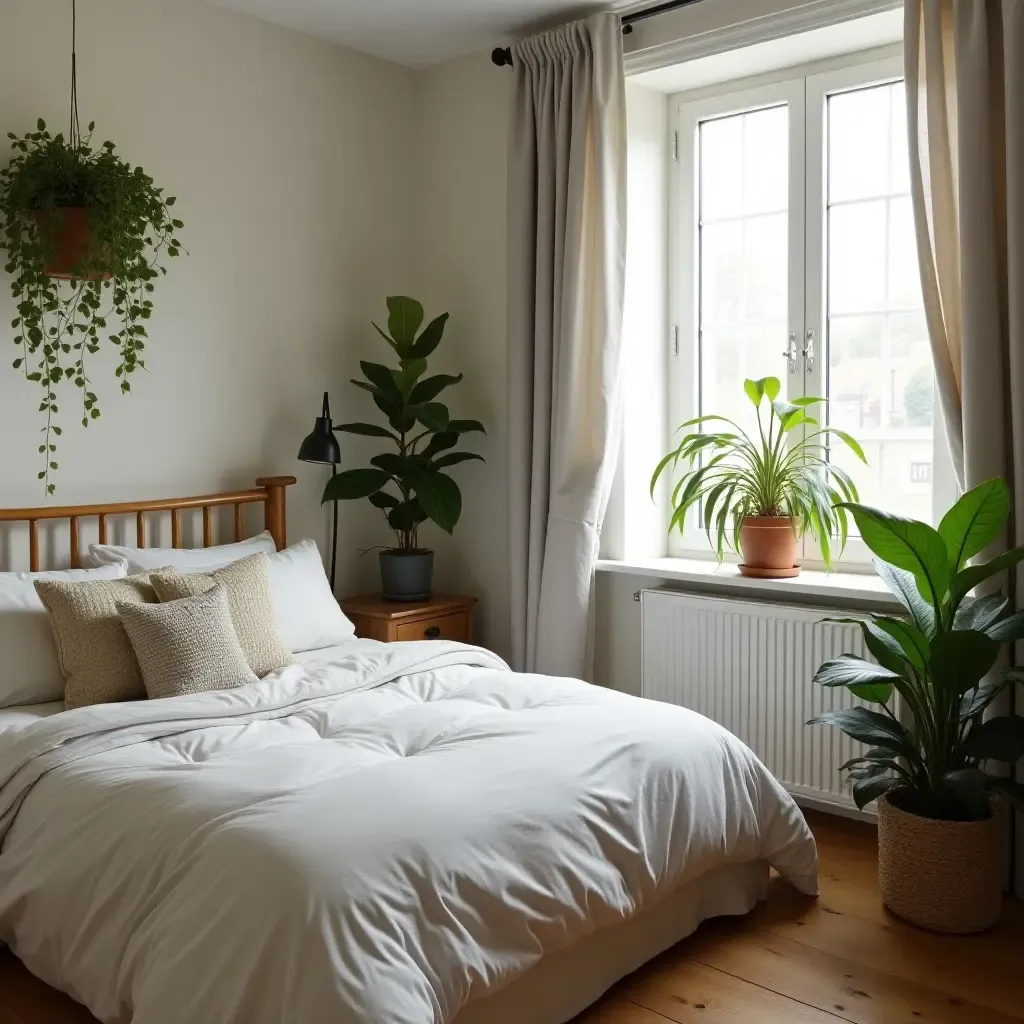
651;376;867;566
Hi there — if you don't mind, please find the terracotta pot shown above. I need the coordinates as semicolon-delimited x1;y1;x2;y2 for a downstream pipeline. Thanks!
738;516;798;577
32;207;109;280
877;793;1002;934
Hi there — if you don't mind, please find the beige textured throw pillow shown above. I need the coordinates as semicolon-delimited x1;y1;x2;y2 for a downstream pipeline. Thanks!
118;586;257;700
150;553;292;678
34;573;158;708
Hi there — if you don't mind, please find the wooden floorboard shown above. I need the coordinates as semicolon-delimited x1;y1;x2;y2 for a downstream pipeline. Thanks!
0;809;1021;1023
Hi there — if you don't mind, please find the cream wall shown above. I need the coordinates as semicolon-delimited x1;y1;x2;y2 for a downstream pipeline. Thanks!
0;0;415;588
410;53;512;659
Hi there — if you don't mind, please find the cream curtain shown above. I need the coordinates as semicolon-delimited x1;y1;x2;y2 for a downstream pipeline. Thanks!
507;13;627;677
905;0;1024;895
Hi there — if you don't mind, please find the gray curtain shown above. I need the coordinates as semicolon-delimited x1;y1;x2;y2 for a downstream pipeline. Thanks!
905;0;1024;895
507;13;627;678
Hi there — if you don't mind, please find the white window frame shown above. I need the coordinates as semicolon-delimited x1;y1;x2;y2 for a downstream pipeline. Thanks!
667;53;956;565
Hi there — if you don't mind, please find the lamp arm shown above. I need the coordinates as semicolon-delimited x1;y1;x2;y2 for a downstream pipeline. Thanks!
329;464;338;593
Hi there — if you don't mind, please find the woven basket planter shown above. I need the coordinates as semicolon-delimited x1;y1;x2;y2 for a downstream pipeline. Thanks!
877;793;1002;934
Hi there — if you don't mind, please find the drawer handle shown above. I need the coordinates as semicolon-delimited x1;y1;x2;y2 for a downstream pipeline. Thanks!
424;626;441;640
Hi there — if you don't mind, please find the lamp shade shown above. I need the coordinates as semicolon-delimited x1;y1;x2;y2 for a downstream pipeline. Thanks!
298;392;341;465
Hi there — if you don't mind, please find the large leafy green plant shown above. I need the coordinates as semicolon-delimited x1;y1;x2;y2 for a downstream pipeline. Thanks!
322;297;484;551
1;121;182;493
651;376;866;565
809;478;1024;820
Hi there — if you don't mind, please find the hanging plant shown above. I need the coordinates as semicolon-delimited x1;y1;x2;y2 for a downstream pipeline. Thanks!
0;2;183;493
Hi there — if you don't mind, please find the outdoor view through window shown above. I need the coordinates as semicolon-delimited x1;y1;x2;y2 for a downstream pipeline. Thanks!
680;61;943;559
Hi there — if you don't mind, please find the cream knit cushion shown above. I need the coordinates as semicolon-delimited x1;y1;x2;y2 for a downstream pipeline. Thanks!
118;586;257;700
150;553;292;678
34;574;158;708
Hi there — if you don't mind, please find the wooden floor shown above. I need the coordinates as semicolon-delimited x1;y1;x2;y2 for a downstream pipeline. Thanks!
0;810;1021;1023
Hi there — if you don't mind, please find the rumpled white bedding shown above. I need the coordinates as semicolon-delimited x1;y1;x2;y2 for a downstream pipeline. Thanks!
0;640;817;1024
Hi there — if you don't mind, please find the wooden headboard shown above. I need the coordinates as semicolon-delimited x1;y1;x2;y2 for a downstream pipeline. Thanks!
0;476;296;572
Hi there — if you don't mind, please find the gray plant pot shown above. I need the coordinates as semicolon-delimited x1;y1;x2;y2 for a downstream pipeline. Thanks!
380;550;434;602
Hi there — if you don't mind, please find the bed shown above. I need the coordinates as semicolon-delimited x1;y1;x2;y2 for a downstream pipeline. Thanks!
0;479;818;1024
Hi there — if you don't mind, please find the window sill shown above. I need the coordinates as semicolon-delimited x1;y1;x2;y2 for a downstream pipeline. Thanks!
595;557;901;611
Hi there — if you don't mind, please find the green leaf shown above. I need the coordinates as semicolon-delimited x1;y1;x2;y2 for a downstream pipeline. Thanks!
421;432;458;459
410;373;462;405
848;682;895;704
334;422;397;440
822;428;868;464
743;378;765;406
406;466;462;534
447;419;486;435
431;452;484;469
410;312;449;359
372;452;411;475
416;402;450;432
984;609;1024;643
953;593;1010;632
873;559;936;637
812;653;903;691
959;683;1005;721
387;499;426;532
851;774;900;810
369;491;399;509
322;468;390;502
837;505;950;606
391;358;428;397
950;546;1024;610
870;615;930;673
360;361;400;394
371;321;399;352
762;377;781;401
938;478;1009;572
962;716;1024;763
386;296;424;346
929;629;999;697
808;706;914;755
824;617;906;675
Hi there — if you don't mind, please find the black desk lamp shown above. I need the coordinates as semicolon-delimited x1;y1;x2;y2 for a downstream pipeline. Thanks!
298;392;342;591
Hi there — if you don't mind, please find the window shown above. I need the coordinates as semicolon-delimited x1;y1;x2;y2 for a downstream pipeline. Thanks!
669;55;954;561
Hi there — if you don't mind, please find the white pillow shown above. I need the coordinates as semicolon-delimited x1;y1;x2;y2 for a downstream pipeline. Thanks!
87;531;276;574
266;540;355;653
0;562;127;708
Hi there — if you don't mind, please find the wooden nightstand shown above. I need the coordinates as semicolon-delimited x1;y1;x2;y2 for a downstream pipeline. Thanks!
340;593;477;644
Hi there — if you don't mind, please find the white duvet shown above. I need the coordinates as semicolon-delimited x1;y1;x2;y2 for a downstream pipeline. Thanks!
0;641;817;1024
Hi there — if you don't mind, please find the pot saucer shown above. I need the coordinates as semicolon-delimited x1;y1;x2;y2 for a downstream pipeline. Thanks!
738;564;801;579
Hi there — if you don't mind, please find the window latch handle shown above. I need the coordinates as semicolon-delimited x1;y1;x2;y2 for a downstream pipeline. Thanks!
803;328;815;373
782;331;798;374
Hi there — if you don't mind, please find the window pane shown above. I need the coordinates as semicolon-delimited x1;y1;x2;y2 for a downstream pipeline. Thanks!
825;80;936;524
698;105;789;439
828;85;891;201
828;201;887;313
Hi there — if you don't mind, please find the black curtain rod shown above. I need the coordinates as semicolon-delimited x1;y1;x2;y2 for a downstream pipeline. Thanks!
491;0;703;66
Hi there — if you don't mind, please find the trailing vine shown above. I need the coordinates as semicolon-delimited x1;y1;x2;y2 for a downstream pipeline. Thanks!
0;120;182;492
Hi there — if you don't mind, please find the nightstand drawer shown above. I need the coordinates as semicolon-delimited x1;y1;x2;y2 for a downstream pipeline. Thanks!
394;611;471;643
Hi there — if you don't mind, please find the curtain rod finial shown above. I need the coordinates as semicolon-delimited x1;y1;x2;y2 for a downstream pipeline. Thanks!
491;46;513;67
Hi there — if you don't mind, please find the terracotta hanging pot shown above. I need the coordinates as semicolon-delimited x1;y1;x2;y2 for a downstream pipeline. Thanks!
877;793;1002;934
33;207;110;280
738;516;799;578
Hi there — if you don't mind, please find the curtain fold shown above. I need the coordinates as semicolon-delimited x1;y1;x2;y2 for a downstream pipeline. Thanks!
905;0;1024;896
507;13;627;678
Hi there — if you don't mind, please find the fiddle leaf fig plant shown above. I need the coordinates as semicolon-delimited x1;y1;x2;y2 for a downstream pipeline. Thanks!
322;297;485;551
0;120;183;493
809;478;1024;820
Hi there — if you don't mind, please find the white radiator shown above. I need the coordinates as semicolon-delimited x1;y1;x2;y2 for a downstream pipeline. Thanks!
641;589;878;815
